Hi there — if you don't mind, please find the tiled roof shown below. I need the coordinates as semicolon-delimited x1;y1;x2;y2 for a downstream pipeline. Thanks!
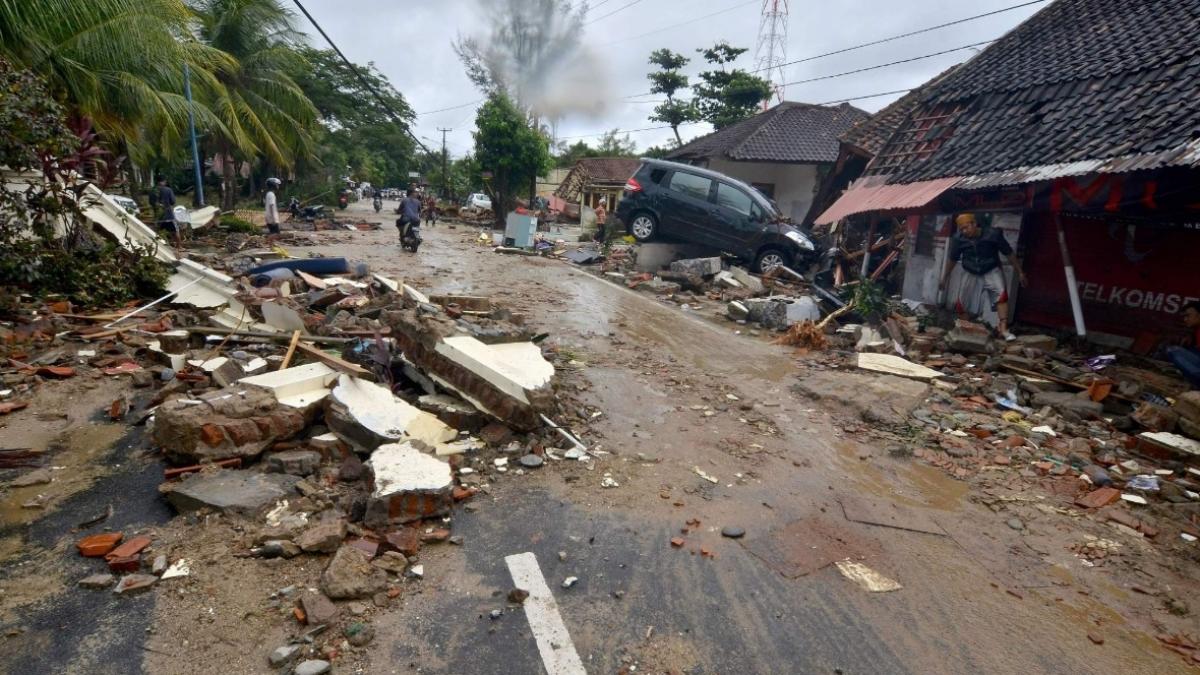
669;102;869;164
572;157;641;183
839;67;960;157
870;0;1200;183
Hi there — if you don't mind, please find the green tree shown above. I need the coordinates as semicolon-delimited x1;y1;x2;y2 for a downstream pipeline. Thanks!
473;93;550;226
596;130;638;157
192;0;318;208
646;49;696;145
0;0;231;160
692;42;772;130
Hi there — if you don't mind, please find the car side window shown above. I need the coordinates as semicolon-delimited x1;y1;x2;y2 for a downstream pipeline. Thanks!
716;183;753;217
667;171;713;201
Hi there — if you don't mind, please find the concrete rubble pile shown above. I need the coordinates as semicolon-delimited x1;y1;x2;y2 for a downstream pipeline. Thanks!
0;222;593;669
796;308;1200;557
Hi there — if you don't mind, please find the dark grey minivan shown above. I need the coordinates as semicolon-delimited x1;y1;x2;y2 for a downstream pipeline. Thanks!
614;158;820;273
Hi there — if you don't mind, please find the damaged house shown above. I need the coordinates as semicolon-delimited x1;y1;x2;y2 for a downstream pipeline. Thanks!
553;157;641;215
815;0;1200;346
667;101;869;225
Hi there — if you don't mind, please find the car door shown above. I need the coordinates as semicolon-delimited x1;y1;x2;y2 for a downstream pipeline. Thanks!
659;170;715;240
706;182;763;257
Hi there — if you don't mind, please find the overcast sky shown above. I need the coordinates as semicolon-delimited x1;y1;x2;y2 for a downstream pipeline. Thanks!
296;0;1047;158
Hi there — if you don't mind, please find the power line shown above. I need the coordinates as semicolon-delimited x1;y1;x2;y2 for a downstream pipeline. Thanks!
291;0;431;153
620;0;1049;98
780;41;993;88
816;88;914;106
417;99;485;116
601;0;759;47
582;0;644;26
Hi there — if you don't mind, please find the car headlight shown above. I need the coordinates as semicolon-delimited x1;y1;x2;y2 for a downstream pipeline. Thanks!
785;230;815;251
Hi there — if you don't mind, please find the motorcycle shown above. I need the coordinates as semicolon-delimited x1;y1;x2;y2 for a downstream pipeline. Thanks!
287;197;325;222
337;192;349;210
373;196;382;213
398;218;421;252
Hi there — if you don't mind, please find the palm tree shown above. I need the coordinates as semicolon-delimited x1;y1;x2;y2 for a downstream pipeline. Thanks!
191;0;317;208
0;0;232;160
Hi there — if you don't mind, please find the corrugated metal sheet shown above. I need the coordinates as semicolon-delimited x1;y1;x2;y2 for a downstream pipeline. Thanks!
814;176;963;225
954;137;1200;190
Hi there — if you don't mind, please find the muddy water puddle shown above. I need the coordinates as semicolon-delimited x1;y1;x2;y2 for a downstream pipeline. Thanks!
0;423;126;530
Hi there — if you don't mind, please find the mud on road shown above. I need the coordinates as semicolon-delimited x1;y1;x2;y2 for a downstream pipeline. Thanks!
0;203;1195;674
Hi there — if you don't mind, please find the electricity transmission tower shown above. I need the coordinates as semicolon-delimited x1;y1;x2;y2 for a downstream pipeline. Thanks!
754;0;789;108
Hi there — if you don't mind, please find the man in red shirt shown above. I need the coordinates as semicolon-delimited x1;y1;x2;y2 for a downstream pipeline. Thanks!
1167;301;1200;389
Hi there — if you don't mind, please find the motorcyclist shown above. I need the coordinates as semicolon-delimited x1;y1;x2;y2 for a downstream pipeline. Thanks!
397;187;423;247
372;188;383;213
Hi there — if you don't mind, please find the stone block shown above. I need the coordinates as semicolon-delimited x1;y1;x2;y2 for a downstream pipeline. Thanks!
299;590;339;625
946;328;992;354
166;470;299;516
320;545;388;600
296;518;347;553
729;266;764;293
265;449;322;476
1015;334;1057;352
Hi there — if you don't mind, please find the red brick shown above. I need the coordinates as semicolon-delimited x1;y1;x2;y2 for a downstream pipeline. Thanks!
77;532;123;557
251;417;274;436
992;455;1012;466
107;554;140;573
199;424;225;447
421;528;451;543
105;535;152;561
384;529;422;557
670;537;685;548
451;486;476;502
222;419;261;446
347;538;379;558
1074;487;1120;509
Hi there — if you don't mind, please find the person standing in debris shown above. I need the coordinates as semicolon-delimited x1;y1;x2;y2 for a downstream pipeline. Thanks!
939;213;1027;341
593;197;608;242
1166;301;1200;388
153;178;181;246
263;177;281;236
424;194;438;228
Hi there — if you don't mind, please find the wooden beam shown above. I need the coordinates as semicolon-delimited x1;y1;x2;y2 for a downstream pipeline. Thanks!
294;341;372;379
279;330;301;370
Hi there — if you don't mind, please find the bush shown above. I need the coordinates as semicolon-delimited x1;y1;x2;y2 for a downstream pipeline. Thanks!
220;215;258;233
0;238;169;308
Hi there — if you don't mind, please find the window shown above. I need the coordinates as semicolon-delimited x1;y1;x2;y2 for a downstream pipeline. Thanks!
716;183;753;216
648;168;667;184
667;171;712;201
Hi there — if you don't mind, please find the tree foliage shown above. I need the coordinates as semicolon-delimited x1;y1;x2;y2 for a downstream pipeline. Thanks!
473;93;551;225
647;49;696;145
692;42;772;130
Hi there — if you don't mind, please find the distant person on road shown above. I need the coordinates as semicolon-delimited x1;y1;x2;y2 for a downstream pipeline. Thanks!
424;194;438;227
397;188;422;243
939;213;1027;341
1167;301;1200;389
153;178;181;246
264;177;281;236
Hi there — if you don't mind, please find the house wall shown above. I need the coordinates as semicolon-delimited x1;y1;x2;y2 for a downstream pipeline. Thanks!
706;159;821;223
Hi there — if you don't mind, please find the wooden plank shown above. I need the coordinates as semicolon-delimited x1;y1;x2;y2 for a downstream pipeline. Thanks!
294;341;372;378
855;353;943;381
296;270;327;290
279;330;302;371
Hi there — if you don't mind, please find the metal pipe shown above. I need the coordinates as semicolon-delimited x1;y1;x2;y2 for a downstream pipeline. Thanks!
183;62;204;207
102;277;203;328
1055;214;1086;336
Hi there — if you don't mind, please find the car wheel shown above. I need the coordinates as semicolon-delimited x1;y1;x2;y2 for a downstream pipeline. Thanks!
754;247;791;274
630;213;657;242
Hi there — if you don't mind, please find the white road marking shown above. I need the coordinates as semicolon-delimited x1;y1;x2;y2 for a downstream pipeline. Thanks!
505;552;587;675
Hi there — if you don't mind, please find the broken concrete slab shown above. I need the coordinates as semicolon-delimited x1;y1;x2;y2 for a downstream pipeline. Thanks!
669;256;722;277
320;545;388;600
167;259;230;308
326;375;457;452
634;242;718;272
240;362;338;410
113;574;157;595
714;270;743;289
417;394;485;432
856;353;943;381
946;328;991;354
364;442;453;527
153;386;307;464
432;337;553;416
1032;391;1104;419
261;301;307;333
187;356;244;388
729;266;764;293
727;300;750;322
1138;431;1200;460
165;470;299;516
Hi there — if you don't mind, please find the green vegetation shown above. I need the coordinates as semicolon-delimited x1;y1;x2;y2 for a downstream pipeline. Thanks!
473;93;551;226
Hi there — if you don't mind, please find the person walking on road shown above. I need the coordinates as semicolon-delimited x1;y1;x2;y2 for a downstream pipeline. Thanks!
264;178;282;236
153;178;181;246
424;194;438;228
939;213;1027;341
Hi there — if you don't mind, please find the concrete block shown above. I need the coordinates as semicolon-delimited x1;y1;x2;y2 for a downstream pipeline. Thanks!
433;337;554;409
188;356;243;388
727;301;750;321
669;256;722;277
364;442;453;527
714;270;743;289
240;363;338;409
946;328;991;354
729;266;765;293
265;449;322;476
418;394;485;432
634;242;719;272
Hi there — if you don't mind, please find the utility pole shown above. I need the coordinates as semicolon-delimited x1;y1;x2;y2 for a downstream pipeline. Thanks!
183;62;205;206
437;128;451;199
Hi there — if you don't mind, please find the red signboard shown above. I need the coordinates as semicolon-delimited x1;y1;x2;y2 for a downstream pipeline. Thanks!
1017;212;1200;338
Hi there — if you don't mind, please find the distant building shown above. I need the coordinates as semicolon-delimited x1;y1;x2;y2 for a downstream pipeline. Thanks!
554;157;641;213
667;101;869;225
